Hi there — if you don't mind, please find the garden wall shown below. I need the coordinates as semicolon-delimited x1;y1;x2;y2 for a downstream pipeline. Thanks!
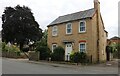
28;51;40;61
2;51;21;58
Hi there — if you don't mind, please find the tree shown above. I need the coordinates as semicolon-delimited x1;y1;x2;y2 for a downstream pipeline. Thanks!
34;29;48;47
2;5;42;50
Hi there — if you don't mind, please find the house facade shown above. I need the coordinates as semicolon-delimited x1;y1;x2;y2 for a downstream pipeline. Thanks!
47;0;107;63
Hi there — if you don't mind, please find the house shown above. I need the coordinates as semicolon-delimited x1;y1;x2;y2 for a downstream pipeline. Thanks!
107;36;120;45
47;0;108;63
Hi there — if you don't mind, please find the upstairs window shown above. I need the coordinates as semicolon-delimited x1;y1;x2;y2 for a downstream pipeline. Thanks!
66;23;72;34
79;43;86;53
79;21;86;33
52;26;58;36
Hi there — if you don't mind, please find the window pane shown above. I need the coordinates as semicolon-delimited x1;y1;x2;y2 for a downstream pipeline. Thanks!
67;29;71;33
80;22;85;27
52;44;57;51
80;22;85;32
52;26;57;36
80;43;86;52
67;24;71;28
66;23;72;34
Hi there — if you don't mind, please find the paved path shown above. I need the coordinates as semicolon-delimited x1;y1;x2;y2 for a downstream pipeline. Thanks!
2;58;118;74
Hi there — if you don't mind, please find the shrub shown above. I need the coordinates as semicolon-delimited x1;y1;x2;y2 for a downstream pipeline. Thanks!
2;42;7;51
36;46;51;60
70;52;87;63
15;51;21;56
9;45;20;52
70;52;81;63
2;43;20;52
51;46;65;61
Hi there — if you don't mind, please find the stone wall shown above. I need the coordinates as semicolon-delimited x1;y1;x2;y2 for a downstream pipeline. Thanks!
28;51;40;61
2;51;21;58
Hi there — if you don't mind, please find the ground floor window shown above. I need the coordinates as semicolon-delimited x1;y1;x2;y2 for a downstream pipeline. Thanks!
79;43;86;52
52;44;57;52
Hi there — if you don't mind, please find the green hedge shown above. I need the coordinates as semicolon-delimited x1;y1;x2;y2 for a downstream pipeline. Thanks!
51;46;65;61
36;46;51;60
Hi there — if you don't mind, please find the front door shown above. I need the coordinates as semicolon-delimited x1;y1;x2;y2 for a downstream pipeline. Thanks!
65;43;72;61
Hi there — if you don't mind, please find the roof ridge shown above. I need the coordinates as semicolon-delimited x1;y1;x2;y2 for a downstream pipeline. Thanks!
59;8;94;18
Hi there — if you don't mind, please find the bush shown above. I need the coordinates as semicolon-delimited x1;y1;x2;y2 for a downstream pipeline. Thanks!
15;51;21;56
36;46;51;60
70;52;80;63
51;46;65;61
9;45;20;52
2;42;20;52
2;42;7;51
70;52;87;63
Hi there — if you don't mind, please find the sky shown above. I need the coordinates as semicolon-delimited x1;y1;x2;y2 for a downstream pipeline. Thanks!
0;0;119;39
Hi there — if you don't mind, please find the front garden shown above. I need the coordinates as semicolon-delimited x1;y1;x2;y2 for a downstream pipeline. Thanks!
28;40;92;65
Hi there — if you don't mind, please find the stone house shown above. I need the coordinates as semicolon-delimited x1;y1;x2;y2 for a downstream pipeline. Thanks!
107;36;120;45
47;0;108;63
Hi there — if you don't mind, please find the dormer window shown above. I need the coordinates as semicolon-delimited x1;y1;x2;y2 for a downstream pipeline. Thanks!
52;26;58;36
79;21;86;33
66;23;72;34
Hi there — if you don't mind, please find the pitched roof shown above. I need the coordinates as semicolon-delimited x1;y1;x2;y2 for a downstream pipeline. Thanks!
110;36;120;40
48;8;95;26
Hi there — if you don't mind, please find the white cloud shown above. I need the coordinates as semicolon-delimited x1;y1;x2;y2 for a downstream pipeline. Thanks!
0;0;119;38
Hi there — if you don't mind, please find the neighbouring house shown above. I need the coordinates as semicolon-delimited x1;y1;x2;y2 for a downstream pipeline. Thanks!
107;36;120;45
47;0;108;63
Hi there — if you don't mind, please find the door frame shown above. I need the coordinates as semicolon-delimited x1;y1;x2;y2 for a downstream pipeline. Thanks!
65;43;72;61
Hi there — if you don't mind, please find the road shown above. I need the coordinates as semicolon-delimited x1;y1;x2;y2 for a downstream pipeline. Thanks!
2;58;118;74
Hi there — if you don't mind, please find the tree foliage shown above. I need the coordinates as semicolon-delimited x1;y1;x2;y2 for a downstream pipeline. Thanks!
34;30;48;47
2;5;42;50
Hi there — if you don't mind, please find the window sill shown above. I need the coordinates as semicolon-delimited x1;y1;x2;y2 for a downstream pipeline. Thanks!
78;32;86;34
52;35;58;37
65;33;73;36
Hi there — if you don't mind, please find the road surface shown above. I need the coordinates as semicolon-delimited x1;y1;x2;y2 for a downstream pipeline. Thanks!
2;58;118;74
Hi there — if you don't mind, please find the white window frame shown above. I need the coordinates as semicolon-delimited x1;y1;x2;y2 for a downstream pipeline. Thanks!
66;23;72;34
79;21;86;33
52;26;58;36
79;42;86;53
52;44;58;52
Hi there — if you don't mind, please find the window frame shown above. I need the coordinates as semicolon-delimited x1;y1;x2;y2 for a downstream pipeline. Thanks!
79;21;86;33
52;26;58;36
66;23;72;34
79;42;86;53
52;44;58;52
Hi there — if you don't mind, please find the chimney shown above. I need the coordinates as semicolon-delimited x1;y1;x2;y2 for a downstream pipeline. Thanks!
94;0;100;11
94;0;100;63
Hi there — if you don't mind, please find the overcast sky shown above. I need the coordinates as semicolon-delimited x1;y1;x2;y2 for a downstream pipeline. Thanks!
0;0;119;38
